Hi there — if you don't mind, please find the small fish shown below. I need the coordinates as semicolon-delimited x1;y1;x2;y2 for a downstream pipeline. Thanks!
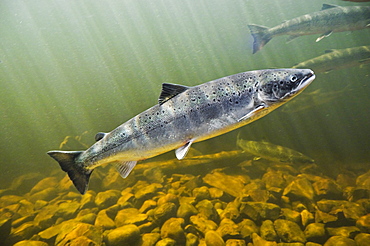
343;0;370;2
248;4;370;53
47;69;315;194
293;45;370;73
237;137;315;164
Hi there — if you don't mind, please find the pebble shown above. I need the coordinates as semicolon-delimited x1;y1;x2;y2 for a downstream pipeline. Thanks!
106;224;140;246
274;219;306;243
2;150;370;246
205;230;225;246
323;235;356;246
160;217;185;244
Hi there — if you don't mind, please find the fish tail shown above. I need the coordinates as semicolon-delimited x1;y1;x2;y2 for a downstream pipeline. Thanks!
47;150;92;194
248;24;271;54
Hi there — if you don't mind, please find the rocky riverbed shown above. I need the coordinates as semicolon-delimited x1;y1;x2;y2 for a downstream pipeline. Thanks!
1;151;370;246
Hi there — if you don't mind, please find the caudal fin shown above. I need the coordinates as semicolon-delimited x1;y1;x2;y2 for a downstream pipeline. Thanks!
248;24;271;54
47;150;92;194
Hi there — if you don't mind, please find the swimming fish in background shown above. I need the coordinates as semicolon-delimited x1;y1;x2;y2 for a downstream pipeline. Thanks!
248;4;370;53
293;45;370;73
47;69;315;194
343;0;370;2
237;137;315;164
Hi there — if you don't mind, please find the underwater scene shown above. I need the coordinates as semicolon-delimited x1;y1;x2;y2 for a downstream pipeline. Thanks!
1;0;370;245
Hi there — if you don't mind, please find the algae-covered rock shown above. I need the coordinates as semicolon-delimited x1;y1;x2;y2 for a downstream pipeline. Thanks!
30;177;59;194
95;209;115;230
225;239;246;246
135;183;163;200
238;219;258;241
0;218;12;242
13;240;48;246
203;172;245;197
312;178;342;199
106;224;140;246
300;209;314;227
205;230;225;246
9;173;43;193
189;215;218;235
355;233;370;246
323;235;356;246
160;217;185;244
196;199;220;222
304;223;326;243
155;238;176;246
252;233;277;246
326;226;360;238
356;213;370;233
274;219;306;243
283;176;314;201
153;202;177;225
55;222;102;246
260;220;278;241
140;232;161;246
5;222;41;245
115;207;148;227
193;186;211;201
186;233;199;246
216;218;240;240
95;190;121;209
281;208;301;224
157;193;179;207
29;187;59;203
240;202;280;221
220;202;239;220
177;203;198;221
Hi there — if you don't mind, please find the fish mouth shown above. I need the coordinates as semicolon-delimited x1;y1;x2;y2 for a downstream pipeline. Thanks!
292;70;315;94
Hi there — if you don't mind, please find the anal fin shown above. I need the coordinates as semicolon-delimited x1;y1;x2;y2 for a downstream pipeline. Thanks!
116;161;137;178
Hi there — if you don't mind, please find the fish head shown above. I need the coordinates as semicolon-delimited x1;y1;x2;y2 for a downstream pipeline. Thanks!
257;69;315;104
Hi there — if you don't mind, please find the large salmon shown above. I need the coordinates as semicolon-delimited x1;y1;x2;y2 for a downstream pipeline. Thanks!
48;69;315;194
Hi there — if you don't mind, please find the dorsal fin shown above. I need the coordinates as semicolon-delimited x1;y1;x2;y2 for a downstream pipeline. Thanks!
158;83;189;105
95;132;107;141
321;4;338;11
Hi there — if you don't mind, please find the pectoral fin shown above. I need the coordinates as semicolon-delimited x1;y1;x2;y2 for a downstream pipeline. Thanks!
238;105;266;122
287;35;299;43
175;140;194;160
359;58;370;65
316;31;332;42
116;161;137;178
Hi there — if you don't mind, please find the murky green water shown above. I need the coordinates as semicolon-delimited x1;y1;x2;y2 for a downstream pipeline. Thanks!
1;0;370;245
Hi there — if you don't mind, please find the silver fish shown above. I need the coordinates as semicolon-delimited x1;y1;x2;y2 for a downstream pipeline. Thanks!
248;4;370;53
293;45;370;73
47;69;315;194
237;137;315;164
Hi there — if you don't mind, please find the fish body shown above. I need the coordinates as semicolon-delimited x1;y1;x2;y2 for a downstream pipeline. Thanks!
237;138;315;164
293;45;370;73
48;69;315;194
249;4;370;53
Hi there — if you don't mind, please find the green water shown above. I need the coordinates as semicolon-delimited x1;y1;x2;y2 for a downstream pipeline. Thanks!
1;0;370;185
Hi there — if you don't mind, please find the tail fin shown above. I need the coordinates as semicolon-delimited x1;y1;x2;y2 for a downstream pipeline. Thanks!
248;24;271;54
47;151;92;194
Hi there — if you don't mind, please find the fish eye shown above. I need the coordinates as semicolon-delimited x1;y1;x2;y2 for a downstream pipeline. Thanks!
290;75;298;82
